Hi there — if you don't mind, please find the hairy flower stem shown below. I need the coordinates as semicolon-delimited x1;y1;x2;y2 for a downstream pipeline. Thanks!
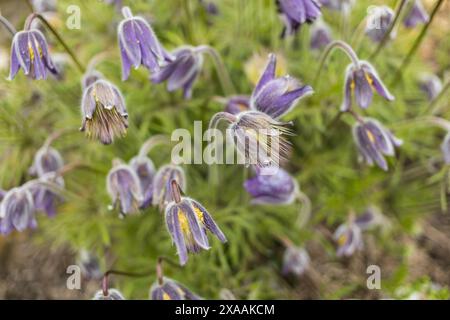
138;135;170;158
43;128;78;149
314;40;360;86
392;0;444;84
0;15;17;36
296;190;312;228
208;112;237;130
195;45;236;96
102;269;153;296
370;0;409;60
25;13;86;73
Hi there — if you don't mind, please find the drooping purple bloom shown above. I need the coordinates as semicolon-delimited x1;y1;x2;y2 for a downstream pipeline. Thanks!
419;74;442;101
78;249;103;280
29;146;64;177
150;277;201;300
223;95;250;115
129;155;155;209
165;181;227;265
352;118;402;171
118;6;173;80
31;0;57;13
199;0;219;15
93;289;125;300
0;187;37;235
341;61;394;111
310;20;332;50
250;54;313;119
440;132;450;165
354;206;383;231
151;46;203;99
403;0;429;28
282;246;310;276
29;173;64;217
365;6;395;43
244;167;297;204
152;164;186;211
80;79;128;145
81;69;104;90
106;163;143;216
333;221;363;257
320;0;354;11
9;29;58;80
276;0;322;37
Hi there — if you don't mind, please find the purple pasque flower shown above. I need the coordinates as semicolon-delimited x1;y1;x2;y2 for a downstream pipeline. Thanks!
419;73;442;101
333;221;363;257
152;164;186;211
244;167;297;205
223;95;250;115
250;54;313;119
81;69;104;90
29;146;64;177
129;155;155;209
80;78;128;145
93;289;125;300
310;19;332;50
29;173;64;217
118;6;173;80
165;180;227;265
282;245;310;276
354;206;383;231
403;0;429;28
320;0;354;11
150;277;201;300
365;6;395;43
352;118;402;171
440;132;450;165
77;249;103;280
276;0;322;37
9;29;58;80
31;0;57;13
151;46;203;99
0;186;37;235
106;161;143;216
341;61;394;111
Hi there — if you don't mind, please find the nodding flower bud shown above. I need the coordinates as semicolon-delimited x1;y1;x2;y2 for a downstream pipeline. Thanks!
310;19;332;50
77;249;103;280
333;220;363;257
118;6;173;80
29;146;64;177
29;173;64;217
403;0;429;28
342;61;394;111
365;6;395;43
352;118;402;171
165;181;227;265
93;288;125;300
80;79;128;145
151;46;203;99
9;29;58;80
276;0;322;37
320;0;354;11
31;0;57;13
223;95;250;115
419;73;442;101
106;162;143;216
282;246;310;276
354;206;384;231
150;277;201;300
152;164;186;211
244;167;297;205
129;155;155;209
250;54;313;119
0;187;37;235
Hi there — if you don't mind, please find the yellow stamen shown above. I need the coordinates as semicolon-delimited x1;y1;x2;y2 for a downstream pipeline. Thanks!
365;73;373;86
162;292;171;300
366;129;376;143
338;234;347;246
350;80;355;90
28;42;35;62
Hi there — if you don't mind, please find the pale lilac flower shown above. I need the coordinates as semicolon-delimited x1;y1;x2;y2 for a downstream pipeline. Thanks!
150;277;201;300
403;0;429;28
93;289;125;300
81;69;104;90
341;61;394;111
310;20;332;50
9;29;58;80
129;155;155;209
29;173;64;217
320;0;354;11
419;74;442;101
0;187;37;235
152;164;186;211
223;95;250;115
118;6;173;80
277;0;322;37
282;246;310;276
29;146;64;177
333;221;363;257
354;206;383;231
31;0;57;13
365;6;395;43
78;249;103;280
353;118;402;171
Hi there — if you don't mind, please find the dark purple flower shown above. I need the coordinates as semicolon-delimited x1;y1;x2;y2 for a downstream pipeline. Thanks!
29;173;64;217
320;0;354;11
276;0;322;37
333;221;363;257
80;79;128;145
29;146;64;177
151;46;203;99
223;95;250;115
441;132;450;164
419;74;442;101
250;54;313;119
199;0;219;15
165;181;226;265
118;6;173;80
93;289;125;300
310;20;332;50
353;118;402;171
152;164;186;211
0;187;37;235
282;246;310;276
403;0;429;28
341;61;394;111
106;163;143;216
244;167;297;204
150;277;201;300
78;249;103;280
9;29;58;80
365;6;395;43
129;155;155;209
